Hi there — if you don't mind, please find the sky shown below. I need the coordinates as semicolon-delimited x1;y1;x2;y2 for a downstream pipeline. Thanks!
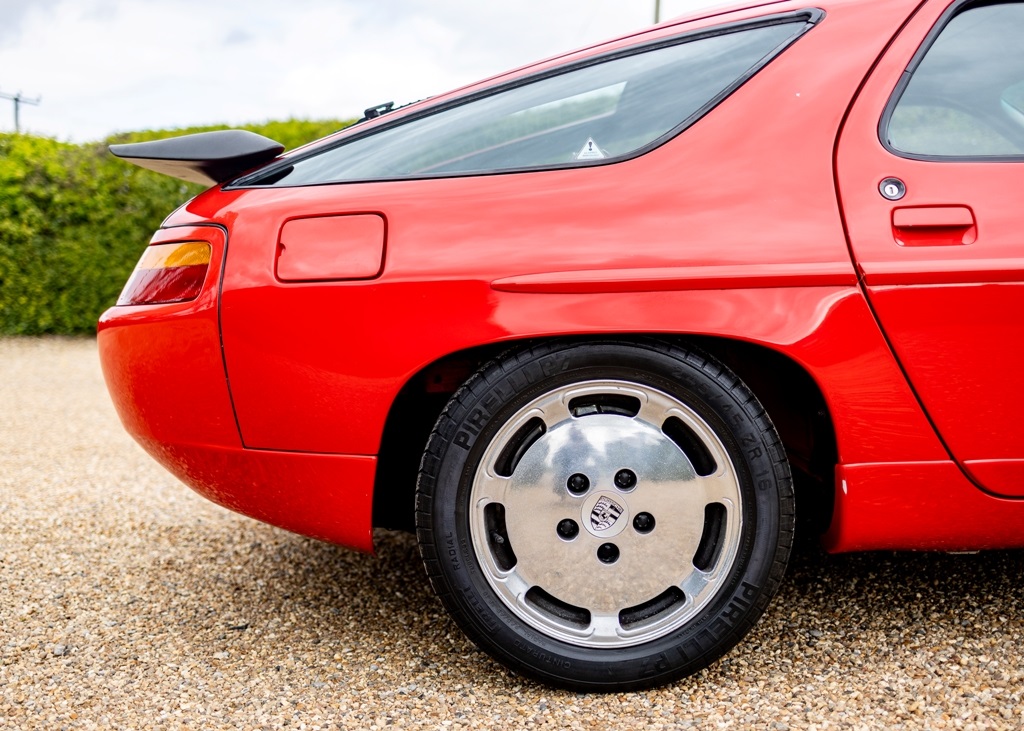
0;0;732;142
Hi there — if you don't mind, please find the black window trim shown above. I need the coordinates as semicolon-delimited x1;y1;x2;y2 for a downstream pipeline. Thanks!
230;8;824;189
879;0;1024;163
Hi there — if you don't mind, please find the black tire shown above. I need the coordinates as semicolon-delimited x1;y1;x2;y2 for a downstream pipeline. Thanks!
415;339;793;691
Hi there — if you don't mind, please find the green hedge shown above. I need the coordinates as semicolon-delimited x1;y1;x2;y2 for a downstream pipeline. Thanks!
0;119;351;335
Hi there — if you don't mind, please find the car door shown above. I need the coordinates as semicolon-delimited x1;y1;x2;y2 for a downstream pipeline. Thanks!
836;0;1024;497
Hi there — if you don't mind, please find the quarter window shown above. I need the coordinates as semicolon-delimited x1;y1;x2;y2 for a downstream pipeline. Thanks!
885;2;1024;158
253;18;811;186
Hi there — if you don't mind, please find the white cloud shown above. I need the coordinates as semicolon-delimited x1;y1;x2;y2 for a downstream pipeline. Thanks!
0;0;729;141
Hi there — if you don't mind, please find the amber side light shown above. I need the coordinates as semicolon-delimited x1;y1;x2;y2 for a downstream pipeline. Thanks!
117;242;212;305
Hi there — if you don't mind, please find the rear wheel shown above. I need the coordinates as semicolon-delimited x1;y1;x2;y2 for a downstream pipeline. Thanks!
416;340;793;691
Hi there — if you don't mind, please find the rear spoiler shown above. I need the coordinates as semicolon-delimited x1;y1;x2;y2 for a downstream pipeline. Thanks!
109;130;284;186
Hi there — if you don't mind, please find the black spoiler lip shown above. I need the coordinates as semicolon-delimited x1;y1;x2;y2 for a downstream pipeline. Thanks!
109;129;285;186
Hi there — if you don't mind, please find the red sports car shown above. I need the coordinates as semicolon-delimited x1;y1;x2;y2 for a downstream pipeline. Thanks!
101;0;1024;691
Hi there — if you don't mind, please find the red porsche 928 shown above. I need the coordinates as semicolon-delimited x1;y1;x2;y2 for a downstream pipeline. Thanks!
100;0;1024;691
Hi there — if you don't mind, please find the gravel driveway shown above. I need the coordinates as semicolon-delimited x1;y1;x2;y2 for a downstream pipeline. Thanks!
1;337;1021;730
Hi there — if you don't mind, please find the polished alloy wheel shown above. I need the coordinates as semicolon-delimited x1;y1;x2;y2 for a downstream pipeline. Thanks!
470;380;743;647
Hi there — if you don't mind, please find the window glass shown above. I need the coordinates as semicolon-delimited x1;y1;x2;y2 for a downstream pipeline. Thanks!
886;2;1024;157
256;20;806;186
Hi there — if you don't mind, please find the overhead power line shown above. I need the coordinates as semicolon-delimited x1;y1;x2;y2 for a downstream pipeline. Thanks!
0;90;42;133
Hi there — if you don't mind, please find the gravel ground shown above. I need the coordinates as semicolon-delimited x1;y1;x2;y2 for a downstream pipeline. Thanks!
1;336;1022;730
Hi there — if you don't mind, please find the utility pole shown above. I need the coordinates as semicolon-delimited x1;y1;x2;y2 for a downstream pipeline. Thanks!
654;0;661;23
0;90;42;133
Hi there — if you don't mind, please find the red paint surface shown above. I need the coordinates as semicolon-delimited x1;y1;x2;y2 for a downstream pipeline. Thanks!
891;206;977;247
137;439;375;551
963;461;1024;498
826;462;1024;552
836;0;1024;498
276;213;386;281
99;0;1024;553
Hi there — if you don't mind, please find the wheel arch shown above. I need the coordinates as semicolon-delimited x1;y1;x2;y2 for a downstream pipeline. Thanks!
372;334;837;540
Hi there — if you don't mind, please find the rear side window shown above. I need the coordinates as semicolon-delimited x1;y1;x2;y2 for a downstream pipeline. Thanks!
249;14;815;186
884;1;1024;158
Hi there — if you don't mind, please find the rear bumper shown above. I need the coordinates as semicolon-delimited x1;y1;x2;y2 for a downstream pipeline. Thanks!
98;224;375;552
126;437;376;551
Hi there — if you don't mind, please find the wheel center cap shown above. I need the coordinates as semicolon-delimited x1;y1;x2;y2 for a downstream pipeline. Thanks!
582;492;629;538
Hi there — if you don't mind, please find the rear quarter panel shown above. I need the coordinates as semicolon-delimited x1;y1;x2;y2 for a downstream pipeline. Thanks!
182;0;938;464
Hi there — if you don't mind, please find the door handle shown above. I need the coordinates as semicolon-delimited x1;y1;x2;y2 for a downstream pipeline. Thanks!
891;205;977;246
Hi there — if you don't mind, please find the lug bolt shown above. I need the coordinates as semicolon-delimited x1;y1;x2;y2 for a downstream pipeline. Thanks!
614;469;637;490
567;473;590;495
557;519;579;540
633;512;655;534
597;543;620;564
